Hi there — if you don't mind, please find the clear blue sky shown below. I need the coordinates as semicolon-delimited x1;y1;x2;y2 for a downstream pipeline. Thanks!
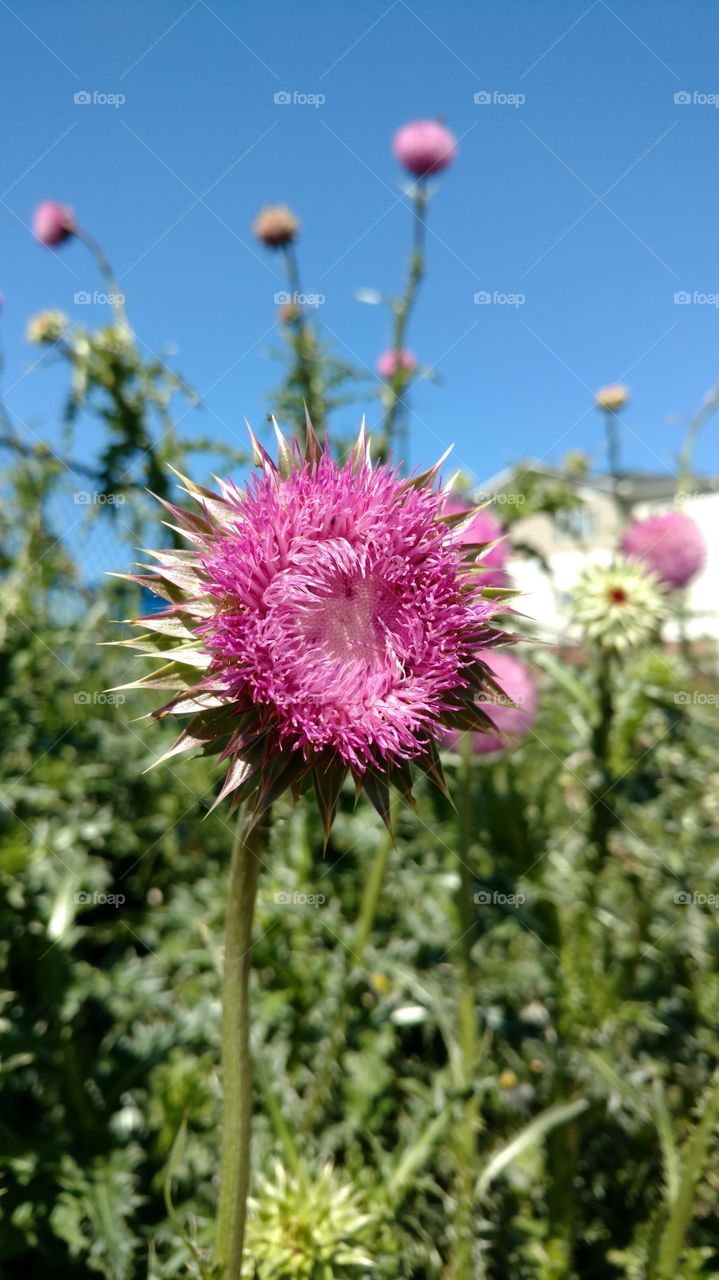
2;0;719;489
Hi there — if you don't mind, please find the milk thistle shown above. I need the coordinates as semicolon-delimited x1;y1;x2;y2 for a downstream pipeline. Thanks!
115;419;508;1275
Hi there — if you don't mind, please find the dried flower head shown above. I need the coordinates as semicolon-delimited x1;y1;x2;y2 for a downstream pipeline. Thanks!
115;422;508;830
594;383;630;413
278;300;301;325
253;204;299;248
571;557;666;652
26;310;70;345
244;1161;376;1278
622;510;705;590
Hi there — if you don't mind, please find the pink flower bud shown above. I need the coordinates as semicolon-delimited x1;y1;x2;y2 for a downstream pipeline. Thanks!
376;349;416;379
33;200;75;247
392;120;457;177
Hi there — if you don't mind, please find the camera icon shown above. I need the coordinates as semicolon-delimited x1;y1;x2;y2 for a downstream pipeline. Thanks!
74;291;92;304
474;890;493;905
73;492;91;505
674;291;691;305
274;91;292;105
274;891;291;904
674;91;692;105
74;891;92;904
274;291;292;304
474;291;491;304
673;891;692;905
73;691;92;704
74;90;92;105
673;691;690;704
474;90;492;105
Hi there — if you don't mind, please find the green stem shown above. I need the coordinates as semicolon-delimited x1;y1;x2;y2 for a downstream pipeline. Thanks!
283;242;323;437
588;647;615;885
452;732;482;1280
676;387;719;505
75;225;129;328
381;182;427;459
215;810;267;1278
603;409;626;526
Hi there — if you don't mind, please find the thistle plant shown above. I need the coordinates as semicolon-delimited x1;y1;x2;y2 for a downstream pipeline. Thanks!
243;1161;377;1278
115;418;509;1276
571;557;666;654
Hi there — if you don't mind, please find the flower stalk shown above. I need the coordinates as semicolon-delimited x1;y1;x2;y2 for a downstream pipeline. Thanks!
215;809;267;1277
74;225;129;329
282;241;325;438
452;731;482;1280
382;181;427;456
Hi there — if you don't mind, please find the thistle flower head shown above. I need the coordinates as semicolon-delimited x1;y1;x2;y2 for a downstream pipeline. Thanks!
594;383;629;413
621;510;705;590
253;204;299;248
376;347;416;379
244;1161;376;1278
392;119;457;177
26;309;70;345
32;199;75;247
571;557;666;652
116;422;508;829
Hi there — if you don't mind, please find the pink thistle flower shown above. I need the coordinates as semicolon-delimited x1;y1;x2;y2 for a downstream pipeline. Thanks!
445;650;538;756
392;120;457;177
115;422;508;831
443;498;510;589
621;511;705;591
376;348;416;379
33;200;75;247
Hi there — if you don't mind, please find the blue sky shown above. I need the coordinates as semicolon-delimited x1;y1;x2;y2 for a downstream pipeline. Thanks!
2;0;719;493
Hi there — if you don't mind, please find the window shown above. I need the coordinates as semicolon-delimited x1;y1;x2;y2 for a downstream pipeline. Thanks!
555;504;595;541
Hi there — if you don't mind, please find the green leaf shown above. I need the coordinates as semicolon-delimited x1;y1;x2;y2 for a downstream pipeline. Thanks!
476;1098;589;1199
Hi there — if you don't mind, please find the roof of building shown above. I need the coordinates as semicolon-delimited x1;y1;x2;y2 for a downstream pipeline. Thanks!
478;461;719;502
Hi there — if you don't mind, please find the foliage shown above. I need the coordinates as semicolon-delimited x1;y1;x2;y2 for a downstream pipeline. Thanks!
1;179;718;1280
